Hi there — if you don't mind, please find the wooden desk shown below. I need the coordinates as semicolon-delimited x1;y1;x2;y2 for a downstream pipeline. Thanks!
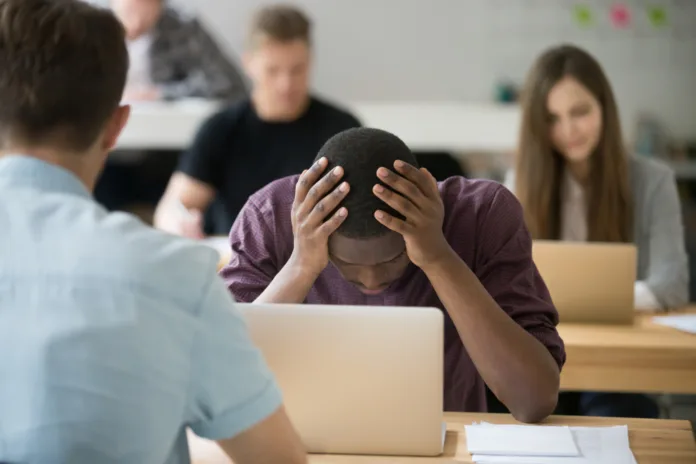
559;311;696;394
190;413;696;464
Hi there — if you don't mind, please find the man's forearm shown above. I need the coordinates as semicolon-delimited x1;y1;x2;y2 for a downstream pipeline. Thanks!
153;199;179;233
423;250;560;423
255;258;318;304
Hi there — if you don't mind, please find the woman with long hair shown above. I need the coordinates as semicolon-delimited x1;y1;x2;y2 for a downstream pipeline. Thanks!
506;44;688;418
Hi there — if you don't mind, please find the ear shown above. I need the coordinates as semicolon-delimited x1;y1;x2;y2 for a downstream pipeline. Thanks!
101;105;131;153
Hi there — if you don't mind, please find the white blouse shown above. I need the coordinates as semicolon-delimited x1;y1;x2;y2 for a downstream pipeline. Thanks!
560;170;660;311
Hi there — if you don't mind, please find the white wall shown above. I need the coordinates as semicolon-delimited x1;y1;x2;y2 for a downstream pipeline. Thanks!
192;0;696;141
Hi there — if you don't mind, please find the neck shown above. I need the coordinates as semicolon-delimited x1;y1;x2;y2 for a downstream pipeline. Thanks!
566;159;590;186
0;146;101;192
251;91;310;122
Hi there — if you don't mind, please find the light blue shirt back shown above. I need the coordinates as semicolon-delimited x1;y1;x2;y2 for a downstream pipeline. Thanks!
0;155;282;464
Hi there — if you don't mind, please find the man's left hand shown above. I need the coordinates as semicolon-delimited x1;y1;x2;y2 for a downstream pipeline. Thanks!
373;161;453;269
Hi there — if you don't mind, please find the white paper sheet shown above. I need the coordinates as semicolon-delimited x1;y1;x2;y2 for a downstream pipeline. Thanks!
465;423;579;457
653;314;696;334
467;423;637;464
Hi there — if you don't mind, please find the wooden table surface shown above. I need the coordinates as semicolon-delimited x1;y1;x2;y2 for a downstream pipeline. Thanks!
558;310;696;394
190;412;696;464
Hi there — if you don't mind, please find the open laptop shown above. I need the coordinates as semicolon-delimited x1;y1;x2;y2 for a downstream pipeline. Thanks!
532;241;637;324
237;303;445;456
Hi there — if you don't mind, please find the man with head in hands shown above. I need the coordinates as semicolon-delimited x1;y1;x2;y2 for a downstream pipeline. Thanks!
222;127;566;423
0;0;306;462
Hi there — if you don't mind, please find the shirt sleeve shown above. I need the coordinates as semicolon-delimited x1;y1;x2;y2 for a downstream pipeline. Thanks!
158;18;248;101
176;111;230;189
473;185;566;371
186;274;282;440
642;169;689;309
219;200;286;303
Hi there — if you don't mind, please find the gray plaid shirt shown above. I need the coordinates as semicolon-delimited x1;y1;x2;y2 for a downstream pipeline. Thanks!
149;7;248;101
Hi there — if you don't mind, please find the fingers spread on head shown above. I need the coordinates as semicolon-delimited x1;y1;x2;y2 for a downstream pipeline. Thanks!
374;210;409;234
394;160;433;198
373;184;415;218
318;207;348;237
309;180;349;227
297;165;342;218
420;167;439;195
377;167;424;207
309;166;343;200
296;158;328;203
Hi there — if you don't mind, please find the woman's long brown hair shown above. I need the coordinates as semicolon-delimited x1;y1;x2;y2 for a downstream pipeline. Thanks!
514;45;633;243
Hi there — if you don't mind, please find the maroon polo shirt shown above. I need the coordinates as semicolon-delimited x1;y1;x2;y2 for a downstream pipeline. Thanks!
220;175;566;412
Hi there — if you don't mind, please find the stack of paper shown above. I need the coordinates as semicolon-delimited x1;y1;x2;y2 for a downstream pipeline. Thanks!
465;422;637;463
653;314;696;334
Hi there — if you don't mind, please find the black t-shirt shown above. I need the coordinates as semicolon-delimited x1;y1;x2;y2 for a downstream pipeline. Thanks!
178;96;361;231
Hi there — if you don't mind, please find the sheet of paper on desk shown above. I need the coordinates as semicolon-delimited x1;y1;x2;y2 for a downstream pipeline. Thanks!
467;423;637;464
652;314;696;334
465;423;579;456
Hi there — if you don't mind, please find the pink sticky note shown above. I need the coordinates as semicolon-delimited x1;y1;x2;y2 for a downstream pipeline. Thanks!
610;3;631;28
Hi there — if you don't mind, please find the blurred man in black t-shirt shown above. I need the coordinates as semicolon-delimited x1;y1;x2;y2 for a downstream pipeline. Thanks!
155;4;360;237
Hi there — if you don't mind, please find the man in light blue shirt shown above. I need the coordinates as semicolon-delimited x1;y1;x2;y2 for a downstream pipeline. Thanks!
0;1;306;463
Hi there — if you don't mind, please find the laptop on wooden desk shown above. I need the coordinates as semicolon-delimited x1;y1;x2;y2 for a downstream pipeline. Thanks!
237;303;445;457
532;241;636;324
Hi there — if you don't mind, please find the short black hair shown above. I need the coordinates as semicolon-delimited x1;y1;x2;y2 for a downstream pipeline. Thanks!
314;127;419;239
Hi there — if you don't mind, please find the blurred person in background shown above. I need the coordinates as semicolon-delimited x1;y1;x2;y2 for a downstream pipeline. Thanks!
0;0;306;462
503;44;688;419
94;0;248;219
110;0;247;101
154;4;361;238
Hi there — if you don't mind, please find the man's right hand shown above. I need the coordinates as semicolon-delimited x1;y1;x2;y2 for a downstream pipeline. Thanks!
177;208;206;240
289;157;350;276
157;203;205;239
154;173;215;240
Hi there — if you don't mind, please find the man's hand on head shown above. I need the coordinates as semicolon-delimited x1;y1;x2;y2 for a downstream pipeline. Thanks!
372;161;453;269
289;157;350;277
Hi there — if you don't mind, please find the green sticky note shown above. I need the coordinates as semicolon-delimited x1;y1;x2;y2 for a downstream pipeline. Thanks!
647;6;667;27
573;5;594;27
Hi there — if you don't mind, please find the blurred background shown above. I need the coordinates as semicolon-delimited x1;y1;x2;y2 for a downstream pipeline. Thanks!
100;0;696;296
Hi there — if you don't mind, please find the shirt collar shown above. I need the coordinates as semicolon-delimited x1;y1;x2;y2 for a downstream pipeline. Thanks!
0;154;91;199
